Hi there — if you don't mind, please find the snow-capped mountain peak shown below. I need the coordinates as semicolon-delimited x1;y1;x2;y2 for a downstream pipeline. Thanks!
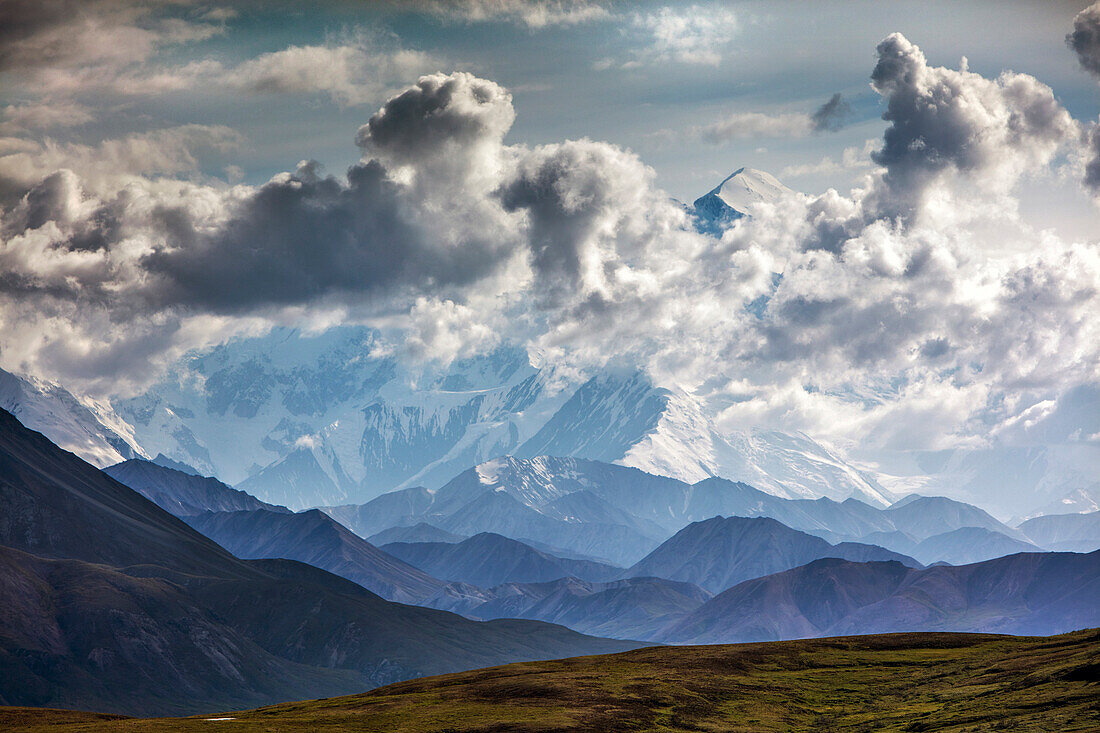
692;167;793;226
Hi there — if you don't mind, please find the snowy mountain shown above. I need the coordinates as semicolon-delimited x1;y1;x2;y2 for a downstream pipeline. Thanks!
691;167;792;230
102;322;893;509
0;367;147;468
520;370;894;506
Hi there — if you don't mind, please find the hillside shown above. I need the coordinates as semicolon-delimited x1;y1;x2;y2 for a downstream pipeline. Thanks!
6;629;1097;732
0;408;640;715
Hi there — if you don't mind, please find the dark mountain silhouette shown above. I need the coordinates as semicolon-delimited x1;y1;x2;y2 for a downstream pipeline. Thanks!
105;458;289;516
186;508;446;604
0;408;640;716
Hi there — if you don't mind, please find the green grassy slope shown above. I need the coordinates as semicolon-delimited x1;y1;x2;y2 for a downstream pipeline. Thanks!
5;629;1097;732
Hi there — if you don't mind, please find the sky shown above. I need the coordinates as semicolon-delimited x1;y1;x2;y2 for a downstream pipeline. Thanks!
0;0;1098;462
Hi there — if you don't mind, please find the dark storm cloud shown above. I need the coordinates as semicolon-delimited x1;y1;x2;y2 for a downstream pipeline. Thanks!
141;160;509;312
810;93;850;132
1068;2;1100;79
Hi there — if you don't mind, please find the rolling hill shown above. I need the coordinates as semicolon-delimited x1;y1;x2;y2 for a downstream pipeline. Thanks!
6;629;1097;732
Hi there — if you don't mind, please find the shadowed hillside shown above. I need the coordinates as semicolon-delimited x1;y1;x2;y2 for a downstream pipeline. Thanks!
4;629;1097;732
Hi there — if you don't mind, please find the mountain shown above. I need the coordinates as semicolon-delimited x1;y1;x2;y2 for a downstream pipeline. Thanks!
432;576;712;641
662;551;1100;644
332;456;1026;569
185;509;446;604
625;516;919;594
884;495;1022;541
236;442;356;510
24;630;1099;733
322;486;436;537
910;527;1042;566
367;522;465;545
1018;511;1100;552
107;326;893;509
104;459;289;516
691;167;792;230
381;533;622;588
0;367;146;468
518;371;894;505
0;407;640;715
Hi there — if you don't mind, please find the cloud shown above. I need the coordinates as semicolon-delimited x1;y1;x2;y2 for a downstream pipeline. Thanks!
866;33;1077;221
2;38;1098;459
687;95;853;144
409;0;609;27
1085;121;1100;199
0;124;242;203
692;112;814;142
1068;2;1100;79
0;99;95;134
602;4;738;69
0;0;227;93
811;93;851;132
222;37;444;106
780;140;876;179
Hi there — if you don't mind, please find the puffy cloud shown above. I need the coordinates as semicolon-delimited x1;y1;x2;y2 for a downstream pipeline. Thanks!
1068;2;1100;79
0;124;242;204
866;33;1077;221
2;36;1098;459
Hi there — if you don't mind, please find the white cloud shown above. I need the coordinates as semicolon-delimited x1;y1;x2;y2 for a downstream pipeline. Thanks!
410;0;609;27
599;4;738;69
1;35;1097;458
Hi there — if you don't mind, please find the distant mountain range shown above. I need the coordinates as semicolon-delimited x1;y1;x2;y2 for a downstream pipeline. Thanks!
661;551;1100;644
625;516;920;594
381;532;623;588
0;408;638;715
320;455;1085;568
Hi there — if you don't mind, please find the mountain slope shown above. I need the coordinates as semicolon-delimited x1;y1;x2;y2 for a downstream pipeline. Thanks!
0;408;641;715
662;551;1100;644
185;509;446;604
104;459;289;517
433;576;712;641
382;533;622;587
1018;511;1100;552
911;527;1041;566
626;516;919;593
18;630;1099;732
0;367;146;469
885;495;1022;540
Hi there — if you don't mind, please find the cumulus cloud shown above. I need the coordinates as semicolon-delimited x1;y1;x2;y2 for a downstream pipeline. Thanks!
2;35;1098;457
866;33;1077;220
1068;2;1100;79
